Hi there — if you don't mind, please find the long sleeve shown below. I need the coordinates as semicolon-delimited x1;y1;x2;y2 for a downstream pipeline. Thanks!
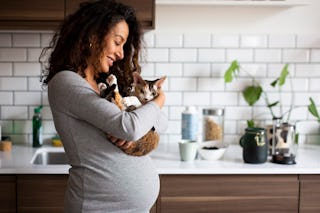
48;71;167;142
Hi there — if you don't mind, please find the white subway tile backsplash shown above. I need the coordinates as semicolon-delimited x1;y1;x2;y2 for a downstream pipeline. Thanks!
170;48;197;62
254;49;281;63
169;78;197;91
296;64;320;77
146;48;169;62
28;77;43;91
297;35;320;48
1;106;28;119
269;35;296;48
27;48;43;62
310;78;320;91
240;64;267;77
212;34;239;48
267;64;295;77
226;49;253;62
283;49;310;63
0;34;12;47
14;120;32;134
156;63;183;77
211;92;238;106
143;32;155;47
310;49;320;62
168;106;184;120
14;62;41;76
0;63;13;76
0;120;13;134
165;92;182;106
13;33;40;47
198;78;224;91
1;32;320;146
184;33;211;47
241;35;267;48
0;77;27;90
225;106;252;120
14;92;41;105
198;49;225;62
183;63;210;77
155;33;183;47
183;92;210;106
166;120;181;134
40;34;53;47
140;63;155;77
0;92;13;105
0;48;27;61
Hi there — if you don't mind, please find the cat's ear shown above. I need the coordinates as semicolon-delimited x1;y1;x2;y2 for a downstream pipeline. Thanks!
132;72;146;85
155;76;167;89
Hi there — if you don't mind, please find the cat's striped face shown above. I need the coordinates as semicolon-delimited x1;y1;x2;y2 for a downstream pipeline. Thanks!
131;72;166;104
133;81;159;104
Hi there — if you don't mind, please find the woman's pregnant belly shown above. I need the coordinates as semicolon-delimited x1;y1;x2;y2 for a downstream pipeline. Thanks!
67;148;160;212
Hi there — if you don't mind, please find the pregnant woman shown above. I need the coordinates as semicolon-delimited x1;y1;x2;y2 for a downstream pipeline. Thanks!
40;0;168;212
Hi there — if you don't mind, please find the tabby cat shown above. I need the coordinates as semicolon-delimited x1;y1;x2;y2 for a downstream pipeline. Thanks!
98;72;166;156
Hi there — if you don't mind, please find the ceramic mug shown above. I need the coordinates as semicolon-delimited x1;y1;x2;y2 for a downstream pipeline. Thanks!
240;127;268;164
179;140;198;161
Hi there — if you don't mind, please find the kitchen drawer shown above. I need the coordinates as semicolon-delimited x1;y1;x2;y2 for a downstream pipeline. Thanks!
299;175;320;213
159;175;299;213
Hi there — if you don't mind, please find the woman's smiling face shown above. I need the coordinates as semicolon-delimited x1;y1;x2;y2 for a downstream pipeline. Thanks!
99;20;129;73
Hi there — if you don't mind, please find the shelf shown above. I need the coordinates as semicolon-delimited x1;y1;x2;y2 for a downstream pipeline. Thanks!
156;0;310;6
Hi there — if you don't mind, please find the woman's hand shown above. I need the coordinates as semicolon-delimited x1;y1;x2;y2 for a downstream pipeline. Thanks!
107;135;133;149
153;89;166;109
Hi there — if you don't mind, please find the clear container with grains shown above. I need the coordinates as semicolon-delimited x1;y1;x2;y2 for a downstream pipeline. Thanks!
202;108;224;144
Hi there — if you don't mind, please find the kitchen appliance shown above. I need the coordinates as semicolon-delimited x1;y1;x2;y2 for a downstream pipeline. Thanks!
271;117;297;165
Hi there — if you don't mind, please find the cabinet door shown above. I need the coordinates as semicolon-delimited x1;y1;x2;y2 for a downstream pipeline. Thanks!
0;175;16;213
0;0;64;30
65;0;155;29
299;175;320;213
17;175;68;213
160;175;299;213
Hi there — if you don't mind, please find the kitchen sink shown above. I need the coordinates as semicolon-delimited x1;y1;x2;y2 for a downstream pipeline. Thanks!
31;147;69;165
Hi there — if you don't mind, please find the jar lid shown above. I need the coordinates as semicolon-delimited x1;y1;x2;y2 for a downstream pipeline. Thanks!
202;108;224;116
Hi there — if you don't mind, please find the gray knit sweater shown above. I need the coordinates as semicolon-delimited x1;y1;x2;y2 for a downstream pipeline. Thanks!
48;71;168;213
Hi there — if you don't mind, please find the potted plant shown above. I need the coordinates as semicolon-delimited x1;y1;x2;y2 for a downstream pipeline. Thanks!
224;60;292;128
224;60;300;164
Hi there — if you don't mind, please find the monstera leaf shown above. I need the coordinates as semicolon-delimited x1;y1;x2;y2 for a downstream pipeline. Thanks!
243;85;263;106
224;60;240;83
308;97;320;123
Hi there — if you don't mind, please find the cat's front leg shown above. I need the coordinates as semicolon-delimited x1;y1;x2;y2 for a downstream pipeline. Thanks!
122;96;142;109
106;74;119;92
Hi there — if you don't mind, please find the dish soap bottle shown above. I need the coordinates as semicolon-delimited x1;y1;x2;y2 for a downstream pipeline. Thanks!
181;106;199;141
32;105;43;147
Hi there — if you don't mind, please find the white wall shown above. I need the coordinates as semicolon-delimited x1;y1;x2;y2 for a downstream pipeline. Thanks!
154;0;320;34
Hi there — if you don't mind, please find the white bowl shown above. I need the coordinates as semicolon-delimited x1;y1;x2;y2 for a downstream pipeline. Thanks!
198;141;227;161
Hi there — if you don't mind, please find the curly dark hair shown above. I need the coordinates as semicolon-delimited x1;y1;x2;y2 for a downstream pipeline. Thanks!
40;0;142;96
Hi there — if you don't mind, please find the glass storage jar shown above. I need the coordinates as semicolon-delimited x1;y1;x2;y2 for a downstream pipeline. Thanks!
202;108;224;143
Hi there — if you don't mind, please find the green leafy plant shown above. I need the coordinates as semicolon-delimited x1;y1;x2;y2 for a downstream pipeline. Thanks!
308;97;320;124
224;60;292;127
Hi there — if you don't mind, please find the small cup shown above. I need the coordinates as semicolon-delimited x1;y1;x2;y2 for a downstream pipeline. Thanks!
179;140;198;161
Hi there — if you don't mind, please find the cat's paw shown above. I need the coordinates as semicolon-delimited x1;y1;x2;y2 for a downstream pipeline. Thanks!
123;96;142;108
98;82;107;91
106;74;117;86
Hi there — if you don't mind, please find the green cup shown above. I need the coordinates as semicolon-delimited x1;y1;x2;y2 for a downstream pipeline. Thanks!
179;140;198;161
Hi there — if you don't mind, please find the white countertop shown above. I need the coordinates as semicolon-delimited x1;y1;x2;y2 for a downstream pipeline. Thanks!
0;144;320;175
